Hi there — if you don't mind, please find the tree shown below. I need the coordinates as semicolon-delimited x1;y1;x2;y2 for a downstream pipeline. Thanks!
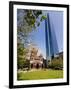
17;43;24;69
17;9;47;70
17;9;47;45
48;58;63;70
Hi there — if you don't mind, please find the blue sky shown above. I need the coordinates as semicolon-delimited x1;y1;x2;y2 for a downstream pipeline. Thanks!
29;11;63;59
29;20;46;59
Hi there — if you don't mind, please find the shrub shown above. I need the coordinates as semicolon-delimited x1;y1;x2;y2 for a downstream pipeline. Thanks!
48;57;63;70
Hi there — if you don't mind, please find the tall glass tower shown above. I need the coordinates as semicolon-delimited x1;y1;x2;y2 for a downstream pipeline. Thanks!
45;13;59;62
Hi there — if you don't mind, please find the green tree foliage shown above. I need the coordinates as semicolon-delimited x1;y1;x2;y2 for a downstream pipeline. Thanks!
48;57;63;70
17;43;30;70
17;9;47;43
24;10;46;28
17;43;28;69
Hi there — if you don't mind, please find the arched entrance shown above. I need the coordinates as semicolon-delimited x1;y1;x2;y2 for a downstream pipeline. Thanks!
30;60;43;69
31;64;33;68
36;63;39;69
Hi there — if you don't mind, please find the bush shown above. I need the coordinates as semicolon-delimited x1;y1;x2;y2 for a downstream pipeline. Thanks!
48;57;63;70
23;60;30;69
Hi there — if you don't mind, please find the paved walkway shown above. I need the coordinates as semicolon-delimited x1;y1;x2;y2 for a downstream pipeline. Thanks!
18;68;45;73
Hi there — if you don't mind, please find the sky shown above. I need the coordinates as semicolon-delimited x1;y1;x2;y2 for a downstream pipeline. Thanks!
29;20;46;59
17;10;63;59
28;11;63;59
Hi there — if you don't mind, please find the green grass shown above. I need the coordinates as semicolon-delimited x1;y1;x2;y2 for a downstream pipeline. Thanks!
17;69;63;80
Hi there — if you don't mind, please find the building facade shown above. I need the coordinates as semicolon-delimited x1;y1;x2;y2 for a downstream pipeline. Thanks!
30;47;43;69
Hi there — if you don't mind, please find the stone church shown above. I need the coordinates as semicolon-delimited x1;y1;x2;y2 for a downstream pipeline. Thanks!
30;47;43;69
26;44;44;69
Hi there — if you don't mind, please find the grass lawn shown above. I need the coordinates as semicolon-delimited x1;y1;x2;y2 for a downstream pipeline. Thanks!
17;69;63;80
